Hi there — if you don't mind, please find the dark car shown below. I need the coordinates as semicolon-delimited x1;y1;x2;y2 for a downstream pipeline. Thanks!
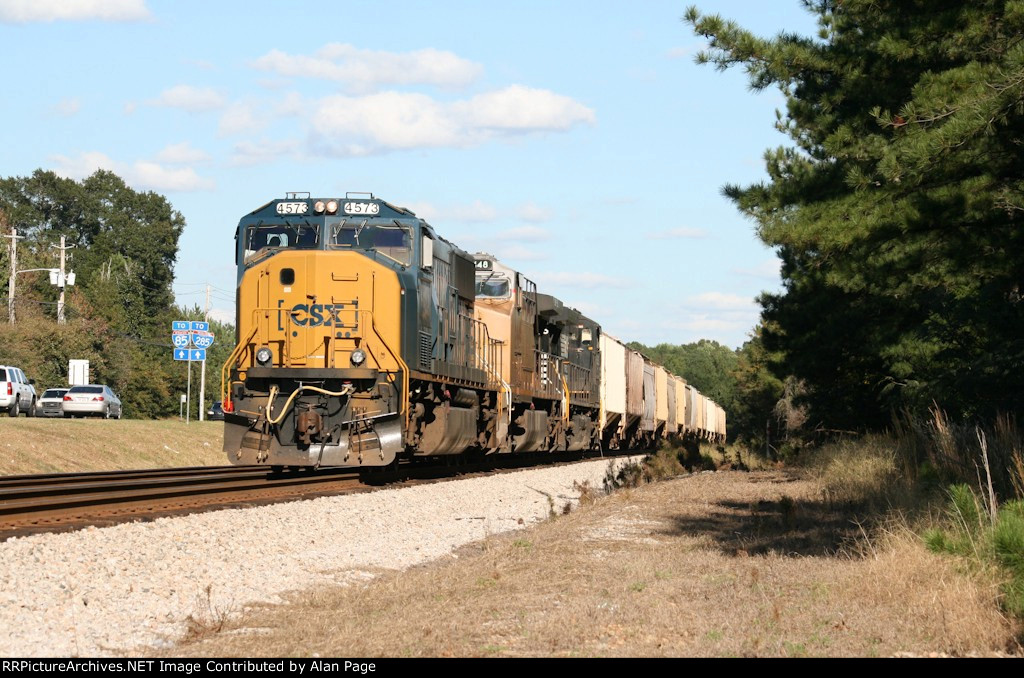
207;401;225;421
38;388;70;417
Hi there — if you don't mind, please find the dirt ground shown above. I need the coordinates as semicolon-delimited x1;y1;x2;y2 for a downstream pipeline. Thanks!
166;468;1022;657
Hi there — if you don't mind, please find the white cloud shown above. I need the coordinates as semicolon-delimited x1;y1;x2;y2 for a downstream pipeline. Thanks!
516;202;551;223
252;44;483;92
532;271;633;289
146;85;226;112
53;97;80;117
132;162;215;191
312;91;462;154
454;86;595;132
646;227;708;239
0;0;151;23
496;226;551;242
156;142;210;165
218;101;268;136
51;151;116;178
310;86;594;156
51;151;215;192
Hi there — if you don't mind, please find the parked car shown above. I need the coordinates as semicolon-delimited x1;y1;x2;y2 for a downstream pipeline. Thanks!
38;388;70;418
0;365;37;417
62;384;122;419
207;401;225;421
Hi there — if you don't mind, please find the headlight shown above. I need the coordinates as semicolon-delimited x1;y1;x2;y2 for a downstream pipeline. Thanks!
326;200;339;214
256;346;273;366
313;201;326;214
350;348;366;366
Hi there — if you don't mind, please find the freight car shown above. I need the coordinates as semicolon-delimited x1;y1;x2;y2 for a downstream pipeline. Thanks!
221;192;724;469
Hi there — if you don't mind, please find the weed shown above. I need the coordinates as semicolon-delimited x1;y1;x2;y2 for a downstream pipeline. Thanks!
926;486;1024;620
182;584;233;643
573;480;598;505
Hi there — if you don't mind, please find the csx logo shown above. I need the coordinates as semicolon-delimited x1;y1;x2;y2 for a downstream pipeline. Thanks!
288;303;349;327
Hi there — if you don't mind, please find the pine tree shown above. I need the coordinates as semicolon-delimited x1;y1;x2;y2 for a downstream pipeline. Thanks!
687;0;1024;427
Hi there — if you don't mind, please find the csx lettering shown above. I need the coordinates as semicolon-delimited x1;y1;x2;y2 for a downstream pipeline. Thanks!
290;303;346;327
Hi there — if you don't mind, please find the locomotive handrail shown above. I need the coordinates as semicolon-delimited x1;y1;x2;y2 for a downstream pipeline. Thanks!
221;324;259;408
466;313;511;438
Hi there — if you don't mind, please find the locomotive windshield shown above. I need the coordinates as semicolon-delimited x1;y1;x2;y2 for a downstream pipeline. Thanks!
330;220;412;266
244;223;320;262
475;273;510;298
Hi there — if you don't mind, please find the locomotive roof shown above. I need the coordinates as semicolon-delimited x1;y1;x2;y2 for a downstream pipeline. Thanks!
245;193;417;220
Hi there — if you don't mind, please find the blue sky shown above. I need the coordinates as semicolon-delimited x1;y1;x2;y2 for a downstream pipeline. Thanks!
1;0;819;349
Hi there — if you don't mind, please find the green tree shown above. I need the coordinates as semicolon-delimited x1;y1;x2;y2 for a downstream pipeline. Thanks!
730;327;785;451
0;169;195;418
687;0;1024;429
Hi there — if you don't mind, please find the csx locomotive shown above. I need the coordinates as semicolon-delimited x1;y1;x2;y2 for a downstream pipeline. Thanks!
221;192;725;469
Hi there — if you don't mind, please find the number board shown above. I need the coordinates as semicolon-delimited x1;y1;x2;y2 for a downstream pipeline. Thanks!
475;260;492;270
343;202;380;216
276;202;308;215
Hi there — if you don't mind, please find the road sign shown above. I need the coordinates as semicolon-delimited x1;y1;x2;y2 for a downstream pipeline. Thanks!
190;321;209;332
190;348;206;361
191;330;215;349
172;320;189;331
173;348;190;361
172;348;207;361
172;331;191;348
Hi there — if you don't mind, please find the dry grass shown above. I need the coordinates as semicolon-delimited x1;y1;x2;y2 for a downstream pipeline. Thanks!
162;470;1019;658
0;418;225;474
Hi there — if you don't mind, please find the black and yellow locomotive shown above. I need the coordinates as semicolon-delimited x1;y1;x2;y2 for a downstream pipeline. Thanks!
221;192;603;469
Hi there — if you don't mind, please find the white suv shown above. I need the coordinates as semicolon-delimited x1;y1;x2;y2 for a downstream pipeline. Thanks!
0;366;37;417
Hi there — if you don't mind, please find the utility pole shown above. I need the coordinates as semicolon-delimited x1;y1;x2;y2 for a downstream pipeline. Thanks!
199;284;211;422
52;235;75;325
3;228;24;324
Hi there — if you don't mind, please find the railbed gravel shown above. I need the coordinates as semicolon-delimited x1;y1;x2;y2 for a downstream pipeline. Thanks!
0;456;643;657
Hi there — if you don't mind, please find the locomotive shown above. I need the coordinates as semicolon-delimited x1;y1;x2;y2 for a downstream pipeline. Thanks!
221;192;724;469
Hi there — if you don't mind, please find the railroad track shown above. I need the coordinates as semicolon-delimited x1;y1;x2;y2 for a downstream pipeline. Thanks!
0;450;643;540
0;465;367;539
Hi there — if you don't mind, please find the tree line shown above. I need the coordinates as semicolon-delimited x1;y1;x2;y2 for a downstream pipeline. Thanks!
0;169;233;419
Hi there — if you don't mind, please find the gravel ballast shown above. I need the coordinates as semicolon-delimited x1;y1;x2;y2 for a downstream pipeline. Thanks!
0;457;642;656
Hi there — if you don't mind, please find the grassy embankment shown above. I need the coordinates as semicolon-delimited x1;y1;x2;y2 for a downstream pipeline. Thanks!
0;418;225;475
801;411;1024;623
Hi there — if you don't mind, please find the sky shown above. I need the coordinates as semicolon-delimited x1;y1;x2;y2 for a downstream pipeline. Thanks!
1;0;820;349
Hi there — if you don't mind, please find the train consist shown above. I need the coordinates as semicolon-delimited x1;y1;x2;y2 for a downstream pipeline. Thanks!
221;192;725;469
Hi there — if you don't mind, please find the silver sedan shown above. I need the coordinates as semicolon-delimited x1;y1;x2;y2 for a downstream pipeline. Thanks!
62;384;123;419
